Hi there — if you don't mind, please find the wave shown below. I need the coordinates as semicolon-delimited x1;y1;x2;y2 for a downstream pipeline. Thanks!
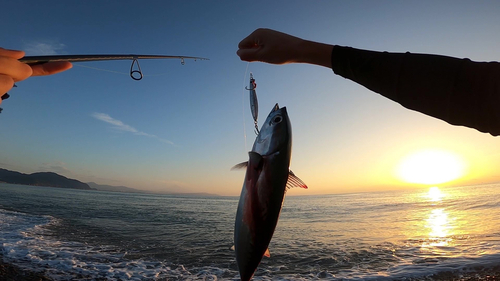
0;208;236;280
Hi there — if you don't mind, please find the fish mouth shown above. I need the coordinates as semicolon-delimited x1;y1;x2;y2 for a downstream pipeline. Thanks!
271;103;279;112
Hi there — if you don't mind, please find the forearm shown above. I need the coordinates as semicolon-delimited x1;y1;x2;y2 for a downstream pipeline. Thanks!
294;40;333;68
331;46;500;136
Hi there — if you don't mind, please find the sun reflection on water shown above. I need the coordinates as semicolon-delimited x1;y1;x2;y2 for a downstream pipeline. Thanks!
427;186;444;202
423;187;453;247
426;208;451;245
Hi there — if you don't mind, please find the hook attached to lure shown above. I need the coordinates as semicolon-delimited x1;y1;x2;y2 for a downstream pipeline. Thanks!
245;73;259;135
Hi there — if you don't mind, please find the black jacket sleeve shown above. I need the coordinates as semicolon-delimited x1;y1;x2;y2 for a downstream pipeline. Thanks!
331;45;500;136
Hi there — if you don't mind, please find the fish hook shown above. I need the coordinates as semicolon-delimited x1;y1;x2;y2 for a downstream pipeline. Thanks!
130;58;143;80
181;57;185;65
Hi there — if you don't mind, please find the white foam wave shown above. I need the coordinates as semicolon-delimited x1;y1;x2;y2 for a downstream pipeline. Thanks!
2;207;500;281
0;209;238;280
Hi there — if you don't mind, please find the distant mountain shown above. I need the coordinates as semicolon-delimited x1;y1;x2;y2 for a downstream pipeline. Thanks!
0;168;219;196
87;182;142;193
0;168;93;190
87;182;219;196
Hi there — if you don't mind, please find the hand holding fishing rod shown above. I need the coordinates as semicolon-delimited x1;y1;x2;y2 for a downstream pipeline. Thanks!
0;50;207;107
0;47;72;104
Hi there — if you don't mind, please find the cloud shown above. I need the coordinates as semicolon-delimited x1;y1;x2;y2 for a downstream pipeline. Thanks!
91;112;174;145
23;41;66;56
38;161;71;175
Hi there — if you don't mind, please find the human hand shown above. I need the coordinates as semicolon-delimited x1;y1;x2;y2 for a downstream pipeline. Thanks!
237;28;305;64
237;28;333;68
0;47;72;104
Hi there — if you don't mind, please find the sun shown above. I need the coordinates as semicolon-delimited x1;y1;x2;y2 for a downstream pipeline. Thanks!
396;149;466;185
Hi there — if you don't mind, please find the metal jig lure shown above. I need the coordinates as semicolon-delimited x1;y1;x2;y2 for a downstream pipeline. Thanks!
245;73;259;135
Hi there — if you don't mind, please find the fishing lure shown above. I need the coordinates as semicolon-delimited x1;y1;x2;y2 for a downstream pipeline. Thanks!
245;73;259;134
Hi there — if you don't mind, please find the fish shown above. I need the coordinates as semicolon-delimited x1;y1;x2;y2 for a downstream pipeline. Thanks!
232;103;307;281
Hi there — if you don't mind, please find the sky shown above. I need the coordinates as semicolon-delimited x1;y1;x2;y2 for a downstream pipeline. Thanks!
1;1;500;196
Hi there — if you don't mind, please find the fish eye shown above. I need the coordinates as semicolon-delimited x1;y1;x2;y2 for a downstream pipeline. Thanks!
273;116;282;123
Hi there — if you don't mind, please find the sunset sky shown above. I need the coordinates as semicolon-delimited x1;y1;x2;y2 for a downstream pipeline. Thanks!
1;1;499;196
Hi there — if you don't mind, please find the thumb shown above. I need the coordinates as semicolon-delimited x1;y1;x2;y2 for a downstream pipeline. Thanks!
237;48;260;62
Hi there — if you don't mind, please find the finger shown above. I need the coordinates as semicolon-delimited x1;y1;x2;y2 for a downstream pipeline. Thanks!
238;29;266;49
30;61;73;76
0;47;25;59
0;74;15;96
0;57;33;81
238;28;270;49
238;36;259;49
237;48;260;62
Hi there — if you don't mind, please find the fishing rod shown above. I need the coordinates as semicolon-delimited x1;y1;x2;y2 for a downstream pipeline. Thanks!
1;54;209;103
19;54;209;81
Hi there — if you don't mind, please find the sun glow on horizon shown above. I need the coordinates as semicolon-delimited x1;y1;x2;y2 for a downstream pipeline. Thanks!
396;149;466;185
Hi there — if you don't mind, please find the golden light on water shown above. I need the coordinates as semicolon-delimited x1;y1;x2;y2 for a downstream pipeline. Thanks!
428;186;444;202
423;187;452;247
425;208;451;247
396;149;466;185
427;208;449;237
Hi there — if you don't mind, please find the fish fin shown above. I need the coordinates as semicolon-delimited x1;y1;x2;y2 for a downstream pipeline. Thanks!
230;161;248;171
230;152;263;171
264;248;270;258
286;170;308;189
248;151;263;164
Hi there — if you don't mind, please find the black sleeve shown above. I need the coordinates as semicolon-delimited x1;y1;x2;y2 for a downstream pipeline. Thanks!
331;45;500;136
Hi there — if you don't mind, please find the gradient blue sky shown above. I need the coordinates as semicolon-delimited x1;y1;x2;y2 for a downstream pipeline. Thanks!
1;1;500;195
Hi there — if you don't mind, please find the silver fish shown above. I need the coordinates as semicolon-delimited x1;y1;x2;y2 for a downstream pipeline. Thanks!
232;103;307;281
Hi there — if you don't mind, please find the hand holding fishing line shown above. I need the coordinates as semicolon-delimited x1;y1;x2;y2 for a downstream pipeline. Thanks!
0;47;72;104
238;28;500;136
237;28;332;68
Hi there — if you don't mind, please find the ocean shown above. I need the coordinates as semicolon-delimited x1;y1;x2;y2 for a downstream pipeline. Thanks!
0;182;499;280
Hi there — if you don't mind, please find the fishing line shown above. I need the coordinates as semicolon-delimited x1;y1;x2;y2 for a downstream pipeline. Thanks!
74;64;171;78
241;62;250;152
74;64;130;76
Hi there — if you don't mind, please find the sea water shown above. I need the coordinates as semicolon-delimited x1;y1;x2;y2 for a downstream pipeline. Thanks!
0;182;499;280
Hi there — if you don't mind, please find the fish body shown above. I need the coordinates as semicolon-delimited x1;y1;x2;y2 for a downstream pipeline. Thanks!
233;104;307;281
